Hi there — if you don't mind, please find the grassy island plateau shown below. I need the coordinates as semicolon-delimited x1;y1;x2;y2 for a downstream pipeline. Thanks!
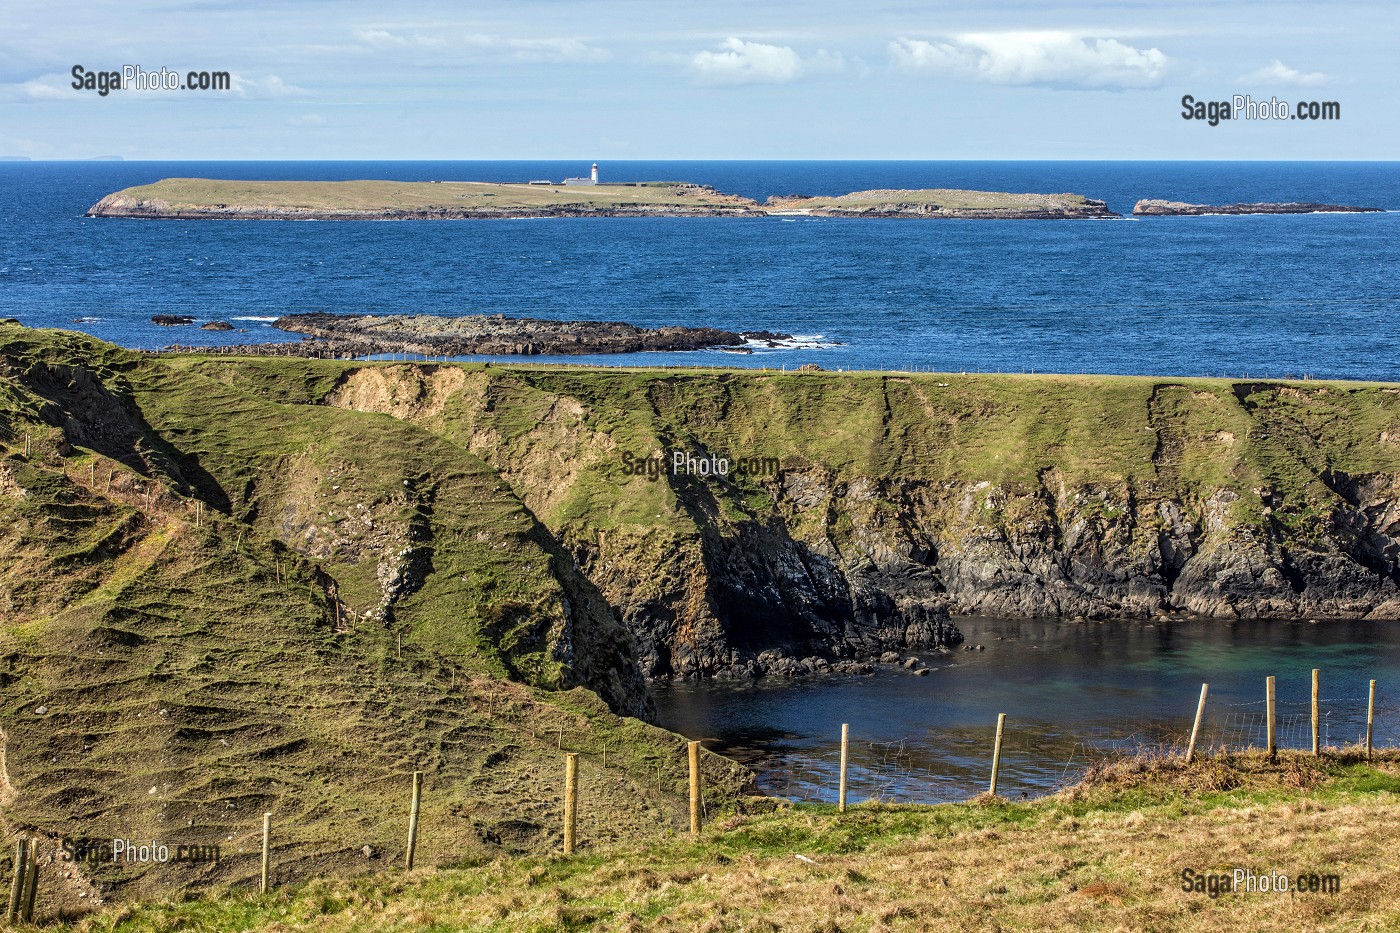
85;178;1119;220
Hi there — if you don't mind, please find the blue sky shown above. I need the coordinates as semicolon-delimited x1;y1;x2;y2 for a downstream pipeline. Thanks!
0;0;1394;159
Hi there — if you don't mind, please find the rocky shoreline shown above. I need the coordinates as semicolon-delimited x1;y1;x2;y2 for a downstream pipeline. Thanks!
161;312;794;357
1133;199;1383;216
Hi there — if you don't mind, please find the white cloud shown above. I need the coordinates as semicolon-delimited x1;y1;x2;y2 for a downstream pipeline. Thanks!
690;38;842;86
507;38;609;63
21;77;69;100
890;32;1168;89
352;27;607;62
1240;60;1326;87
228;74;311;98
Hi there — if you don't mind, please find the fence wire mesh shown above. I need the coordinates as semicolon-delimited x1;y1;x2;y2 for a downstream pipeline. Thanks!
749;685;1398;806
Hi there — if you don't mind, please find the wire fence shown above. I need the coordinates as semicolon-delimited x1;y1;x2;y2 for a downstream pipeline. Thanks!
750;683;1398;806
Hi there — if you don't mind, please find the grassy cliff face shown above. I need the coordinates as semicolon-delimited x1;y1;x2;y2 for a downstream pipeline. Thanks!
0;325;749;913
286;362;1400;675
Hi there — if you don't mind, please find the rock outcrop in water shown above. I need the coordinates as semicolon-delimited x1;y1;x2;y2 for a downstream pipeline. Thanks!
163;313;789;358
1133;199;1383;216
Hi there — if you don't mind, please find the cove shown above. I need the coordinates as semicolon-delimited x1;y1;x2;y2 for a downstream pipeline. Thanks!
652;617;1400;803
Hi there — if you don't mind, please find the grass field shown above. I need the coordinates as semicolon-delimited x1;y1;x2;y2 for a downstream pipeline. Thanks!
87;179;760;215
58;750;1400;932
766;188;1101;213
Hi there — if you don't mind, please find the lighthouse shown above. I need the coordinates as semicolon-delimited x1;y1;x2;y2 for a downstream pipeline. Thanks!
591;163;599;184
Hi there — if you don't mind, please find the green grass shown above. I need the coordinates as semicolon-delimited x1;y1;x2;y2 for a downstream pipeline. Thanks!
56;752;1400;932
91;179;760;214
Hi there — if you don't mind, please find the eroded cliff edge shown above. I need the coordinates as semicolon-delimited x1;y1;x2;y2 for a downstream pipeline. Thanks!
305;363;1400;678
9;325;1400;687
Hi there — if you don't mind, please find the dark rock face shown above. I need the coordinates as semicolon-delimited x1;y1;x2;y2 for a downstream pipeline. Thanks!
200;321;234;331
150;315;194;326
573;516;962;682
1133;199;1383;216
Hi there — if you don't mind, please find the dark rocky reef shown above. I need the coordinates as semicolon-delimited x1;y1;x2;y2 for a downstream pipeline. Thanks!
1133;199;1383;216
165;312;783;358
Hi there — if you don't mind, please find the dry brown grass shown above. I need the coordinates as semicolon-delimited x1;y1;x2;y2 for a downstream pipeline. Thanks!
66;751;1400;932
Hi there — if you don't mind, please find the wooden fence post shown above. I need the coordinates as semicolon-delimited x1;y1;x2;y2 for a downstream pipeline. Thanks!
1366;679;1376;761
989;713;1006;797
563;753;579;855
6;839;27;921
1266;676;1277;760
838;723;849;813
260;813;272;893
1311;669;1321;756
688;741;702;836
406;770;423;870
1186;683;1209;763
19;841;37;922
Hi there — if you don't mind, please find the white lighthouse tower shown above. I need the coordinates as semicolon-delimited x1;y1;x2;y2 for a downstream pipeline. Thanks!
590;162;599;184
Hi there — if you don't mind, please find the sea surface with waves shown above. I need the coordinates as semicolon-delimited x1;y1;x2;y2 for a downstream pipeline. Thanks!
2;160;1398;378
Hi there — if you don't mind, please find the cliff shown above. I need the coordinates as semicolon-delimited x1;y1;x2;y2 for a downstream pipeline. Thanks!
0;324;749;905
7;322;1400;899
304;364;1400;680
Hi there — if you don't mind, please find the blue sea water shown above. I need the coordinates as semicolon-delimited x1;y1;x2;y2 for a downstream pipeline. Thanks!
1;160;1399;378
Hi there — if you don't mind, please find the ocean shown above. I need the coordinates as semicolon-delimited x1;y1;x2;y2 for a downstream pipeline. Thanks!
1;160;1398;378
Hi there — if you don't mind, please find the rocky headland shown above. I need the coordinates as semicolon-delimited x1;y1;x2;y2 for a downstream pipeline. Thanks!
1133;199;1384;216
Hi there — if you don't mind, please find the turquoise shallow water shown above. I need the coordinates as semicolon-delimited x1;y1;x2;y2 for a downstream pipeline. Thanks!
652;618;1400;803
2;160;1399;378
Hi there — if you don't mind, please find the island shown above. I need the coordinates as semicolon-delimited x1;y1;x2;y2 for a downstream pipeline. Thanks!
86;177;1119;220
1132;199;1383;216
766;188;1116;219
163;312;802;357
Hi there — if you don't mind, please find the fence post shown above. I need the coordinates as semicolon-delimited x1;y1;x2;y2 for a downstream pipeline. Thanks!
688;741;702;836
563;753;579;855
838;723;849;813
6;839;27;921
19;842;37;922
1266;676;1277;760
405;770;423;870
1186;683;1209;763
260;813;272;894
989;713;1006;797
1311;669;1320;756
1366;679;1376;761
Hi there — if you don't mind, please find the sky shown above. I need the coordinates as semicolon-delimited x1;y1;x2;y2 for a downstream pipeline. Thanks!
0;0;1395;160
